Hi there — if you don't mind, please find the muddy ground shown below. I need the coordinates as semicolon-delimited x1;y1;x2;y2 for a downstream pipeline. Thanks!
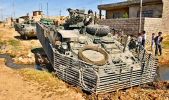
0;24;169;100
0;59;84;100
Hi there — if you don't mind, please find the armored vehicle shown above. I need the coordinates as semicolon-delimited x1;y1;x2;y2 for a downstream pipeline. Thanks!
14;20;36;39
36;8;158;94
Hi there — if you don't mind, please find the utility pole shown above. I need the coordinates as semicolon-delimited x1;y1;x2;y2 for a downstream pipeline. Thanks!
139;0;143;33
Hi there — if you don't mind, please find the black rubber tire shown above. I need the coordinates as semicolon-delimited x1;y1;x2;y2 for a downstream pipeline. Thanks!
21;34;24;39
86;25;110;36
24;35;28;40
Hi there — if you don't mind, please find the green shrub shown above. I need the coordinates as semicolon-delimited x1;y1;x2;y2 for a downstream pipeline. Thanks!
122;12;129;18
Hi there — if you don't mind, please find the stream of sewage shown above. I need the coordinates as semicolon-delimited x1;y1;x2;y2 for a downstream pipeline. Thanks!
159;65;169;81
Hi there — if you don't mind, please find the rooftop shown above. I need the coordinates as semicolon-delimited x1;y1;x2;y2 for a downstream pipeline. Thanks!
98;0;162;10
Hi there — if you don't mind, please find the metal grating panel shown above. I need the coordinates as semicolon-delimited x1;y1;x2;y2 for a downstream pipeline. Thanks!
36;22;158;94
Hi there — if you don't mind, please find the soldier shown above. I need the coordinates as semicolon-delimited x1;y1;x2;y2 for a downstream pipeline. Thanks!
137;33;142;46
137;33;142;52
151;33;155;51
141;31;146;47
67;8;74;16
154;32;163;56
128;35;137;50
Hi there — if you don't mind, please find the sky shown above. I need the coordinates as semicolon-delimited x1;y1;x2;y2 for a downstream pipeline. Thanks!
0;0;124;20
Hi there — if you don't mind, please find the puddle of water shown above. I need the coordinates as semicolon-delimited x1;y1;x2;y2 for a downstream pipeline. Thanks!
159;65;169;81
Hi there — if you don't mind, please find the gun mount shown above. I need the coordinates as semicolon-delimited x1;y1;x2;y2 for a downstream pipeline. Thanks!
64;8;94;29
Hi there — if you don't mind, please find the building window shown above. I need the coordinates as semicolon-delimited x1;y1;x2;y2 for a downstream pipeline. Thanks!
137;10;154;17
112;12;121;19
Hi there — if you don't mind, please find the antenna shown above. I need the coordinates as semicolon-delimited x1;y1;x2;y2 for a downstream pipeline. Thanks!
46;2;49;17
59;9;62;17
40;3;42;11
100;0;103;4
0;9;3;21
12;0;15;18
39;3;40;11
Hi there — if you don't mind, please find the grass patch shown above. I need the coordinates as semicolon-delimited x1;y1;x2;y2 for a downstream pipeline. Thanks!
19;69;67;93
8;39;20;47
0;40;6;47
0;40;7;52
18;69;85;99
163;35;169;49
163;41;169;49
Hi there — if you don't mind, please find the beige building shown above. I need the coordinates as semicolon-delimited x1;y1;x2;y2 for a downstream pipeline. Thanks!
98;0;169;35
32;11;44;21
98;0;163;19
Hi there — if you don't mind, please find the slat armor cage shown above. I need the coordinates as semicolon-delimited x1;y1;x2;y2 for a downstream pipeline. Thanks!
36;22;158;94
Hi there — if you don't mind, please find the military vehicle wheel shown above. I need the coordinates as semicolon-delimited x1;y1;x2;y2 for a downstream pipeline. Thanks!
22;35;28;40
21;35;24;39
86;25;110;36
24;35;28;40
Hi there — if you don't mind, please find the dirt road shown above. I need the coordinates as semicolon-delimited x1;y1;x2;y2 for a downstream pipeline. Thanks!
0;59;84;100
0;59;44;100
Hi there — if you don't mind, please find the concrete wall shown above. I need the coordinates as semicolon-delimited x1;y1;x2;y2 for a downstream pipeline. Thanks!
98;18;162;37
129;4;163;18
98;18;144;35
162;0;169;34
144;18;162;39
